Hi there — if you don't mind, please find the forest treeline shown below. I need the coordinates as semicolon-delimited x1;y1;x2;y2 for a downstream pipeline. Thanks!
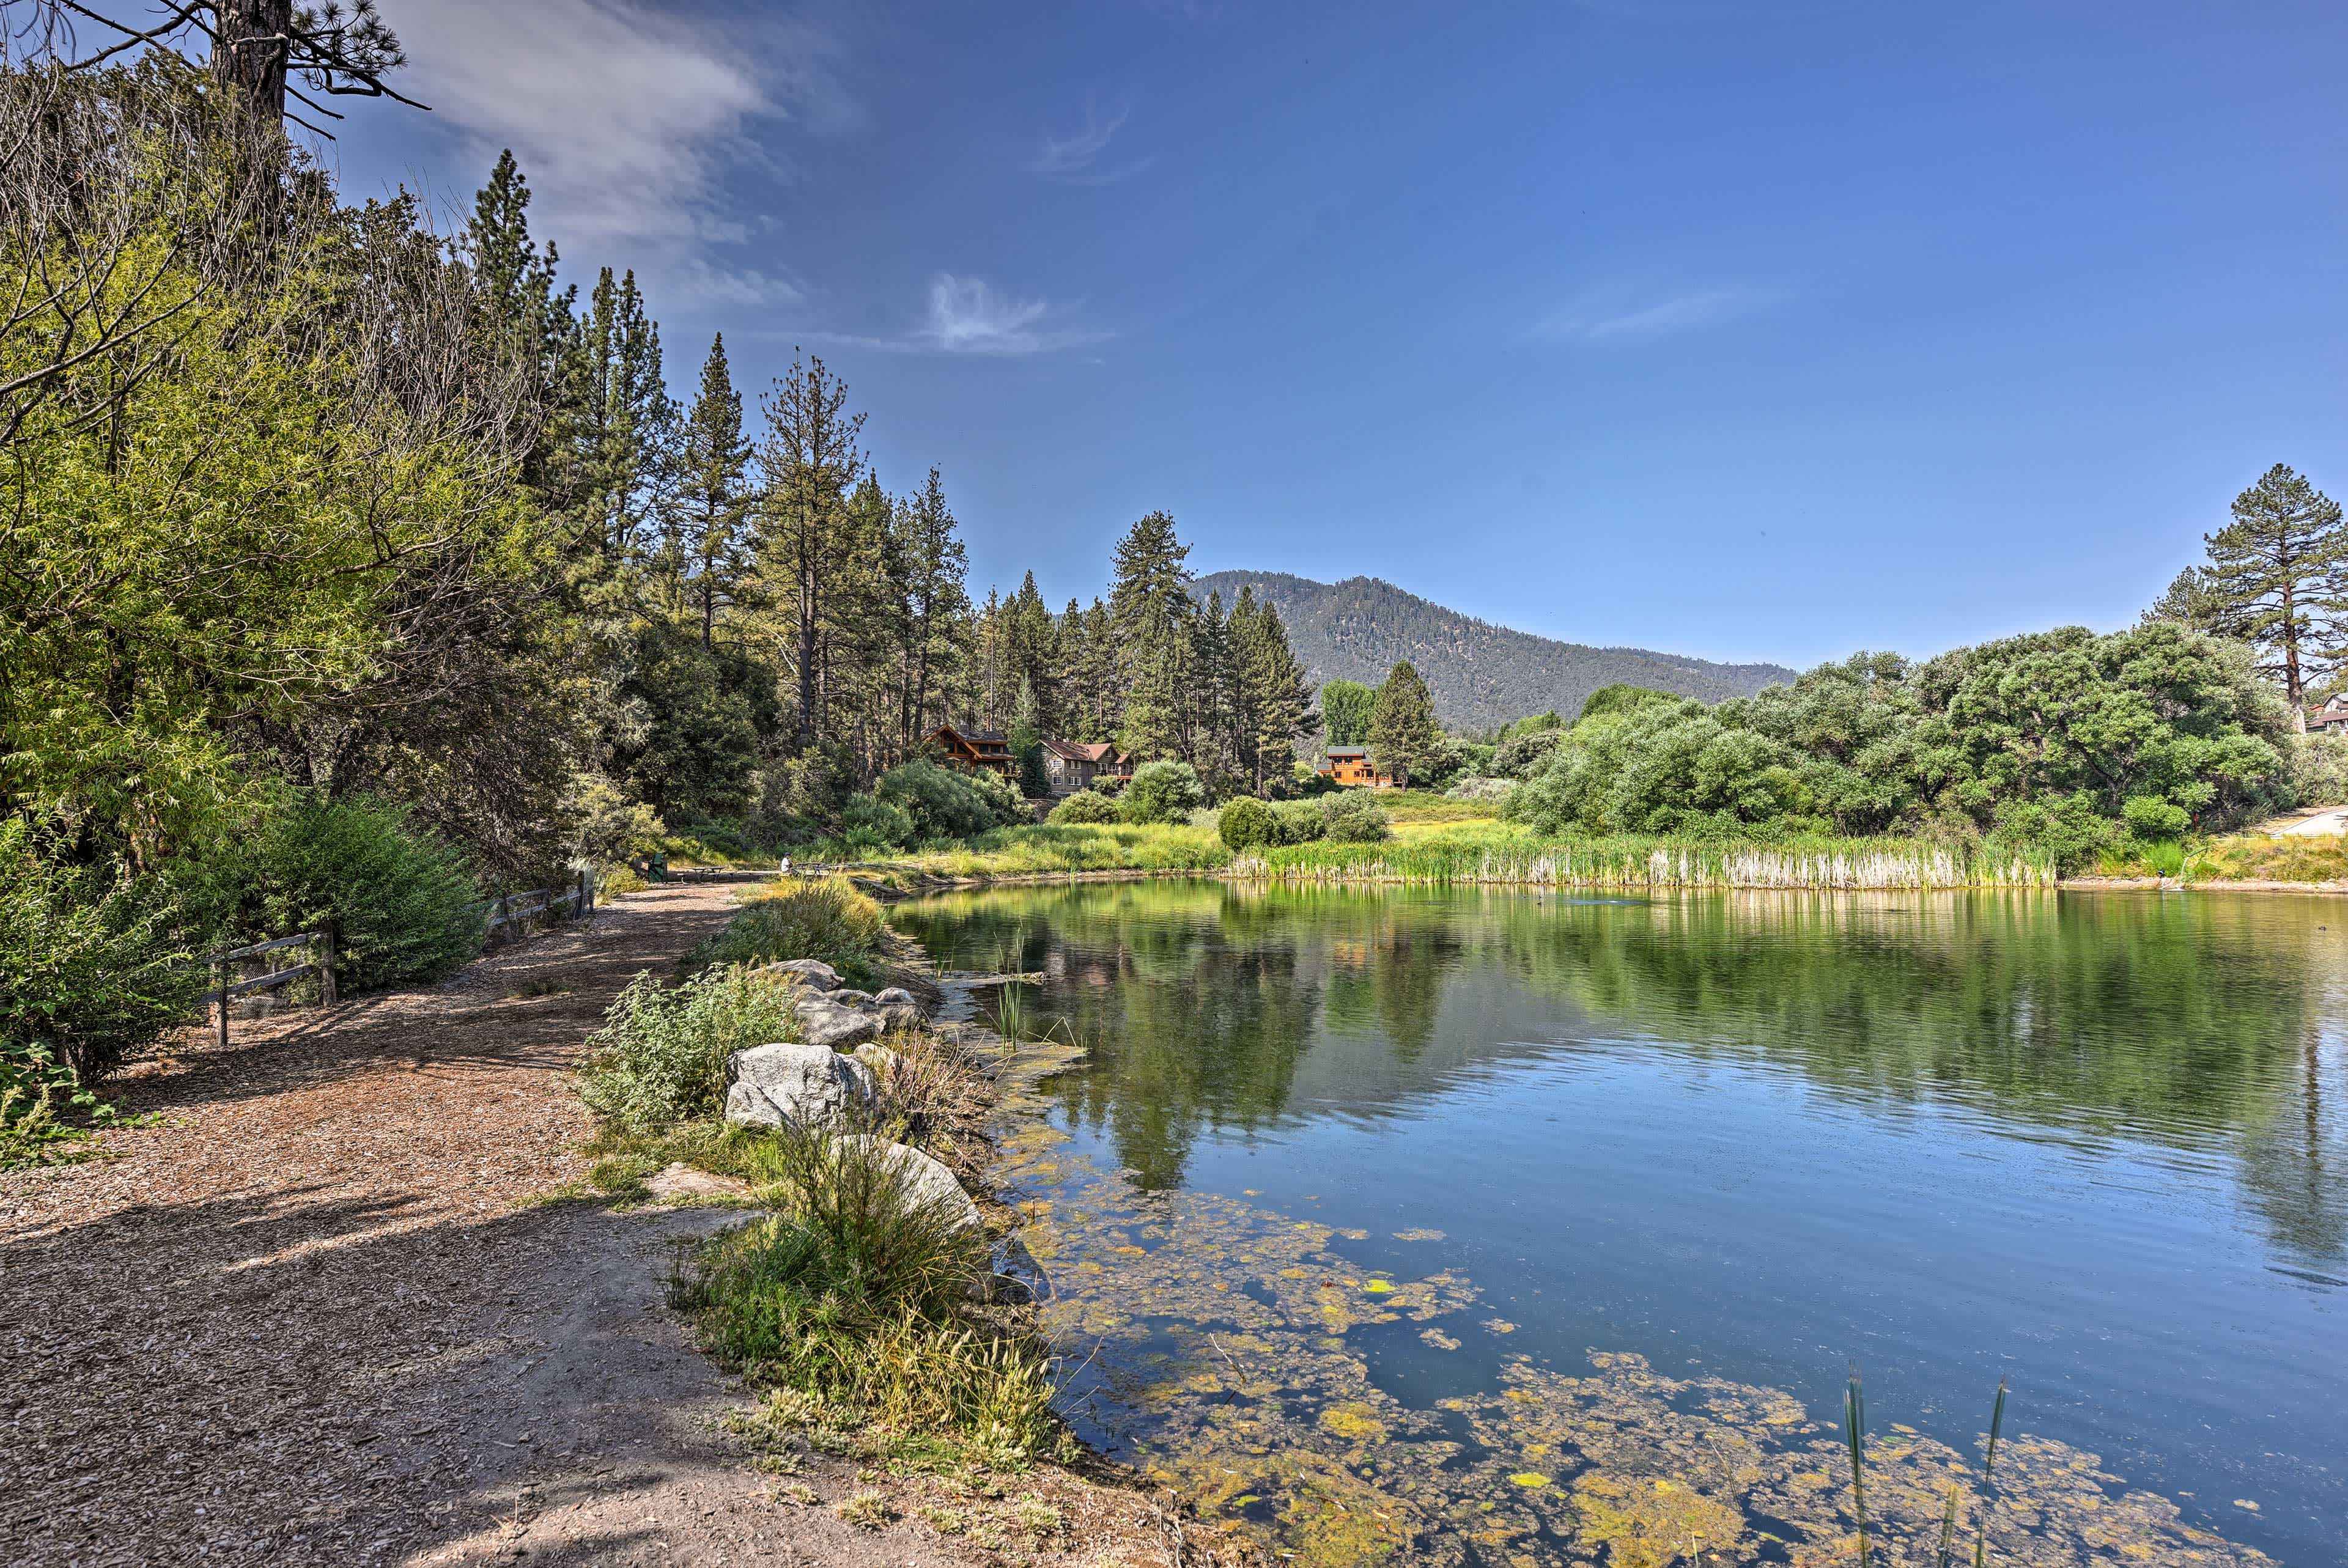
0;24;1323;1147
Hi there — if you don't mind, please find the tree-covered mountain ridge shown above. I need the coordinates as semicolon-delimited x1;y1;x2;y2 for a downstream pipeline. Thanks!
1191;570;1795;733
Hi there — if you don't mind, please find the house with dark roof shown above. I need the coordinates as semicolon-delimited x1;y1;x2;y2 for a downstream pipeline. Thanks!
2310;696;2348;735
923;723;1017;778
1040;738;1130;795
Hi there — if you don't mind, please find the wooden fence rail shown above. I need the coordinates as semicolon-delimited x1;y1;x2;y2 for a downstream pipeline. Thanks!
194;869;597;1047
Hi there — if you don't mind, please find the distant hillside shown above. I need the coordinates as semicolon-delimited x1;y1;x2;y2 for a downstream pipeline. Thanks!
1191;571;1795;734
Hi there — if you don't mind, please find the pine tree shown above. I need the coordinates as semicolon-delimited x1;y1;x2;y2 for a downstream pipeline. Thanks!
1010;677;1049;796
671;334;756;646
461;152;581;503
756;355;867;753
1233;588;1316;793
1006;572;1061;733
1190;589;1235;793
580;267;676;583
1369;660;1440;787
2204;464;2347;726
895;468;970;749
1109;510;1195;760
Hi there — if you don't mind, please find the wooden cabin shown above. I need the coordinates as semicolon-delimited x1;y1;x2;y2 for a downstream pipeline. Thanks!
923;724;1017;778
1039;739;1131;795
2309;696;2348;735
1316;746;1394;787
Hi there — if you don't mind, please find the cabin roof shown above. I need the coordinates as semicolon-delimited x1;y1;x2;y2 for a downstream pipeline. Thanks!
1326;746;1368;758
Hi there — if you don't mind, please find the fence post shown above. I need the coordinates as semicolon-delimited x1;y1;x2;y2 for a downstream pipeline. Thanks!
318;927;338;1007
215;955;229;1049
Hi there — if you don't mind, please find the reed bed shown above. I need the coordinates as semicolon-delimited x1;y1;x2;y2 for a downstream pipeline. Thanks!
1235;828;2055;891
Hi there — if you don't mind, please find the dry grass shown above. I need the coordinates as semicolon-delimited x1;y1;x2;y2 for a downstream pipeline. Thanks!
2189;831;2348;885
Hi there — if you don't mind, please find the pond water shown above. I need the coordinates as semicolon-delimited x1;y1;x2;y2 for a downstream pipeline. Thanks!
893;883;2347;1567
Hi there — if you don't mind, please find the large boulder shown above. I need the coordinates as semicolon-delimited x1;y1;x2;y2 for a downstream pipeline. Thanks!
838;1135;983;1234
762;958;840;992
791;990;881;1051
724;1043;876;1132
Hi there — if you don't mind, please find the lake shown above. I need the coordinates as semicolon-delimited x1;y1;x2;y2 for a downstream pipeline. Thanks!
893;883;2346;1567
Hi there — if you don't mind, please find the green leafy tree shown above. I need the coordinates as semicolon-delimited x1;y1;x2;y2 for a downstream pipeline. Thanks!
1120;760;1205;825
1369;661;1441;787
1321;679;1375;746
2202;464;2346;724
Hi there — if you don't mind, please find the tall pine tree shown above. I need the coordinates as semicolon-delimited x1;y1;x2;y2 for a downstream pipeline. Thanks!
671;334;755;646
1109;510;1195;760
1369;660;1440;787
2204;463;2346;726
756;355;867;753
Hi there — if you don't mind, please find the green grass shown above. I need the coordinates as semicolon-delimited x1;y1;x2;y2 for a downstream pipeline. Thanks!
1378;789;1506;825
2187;830;2348;884
1235;823;2056;890
814;822;1230;880
669;1130;1063;1459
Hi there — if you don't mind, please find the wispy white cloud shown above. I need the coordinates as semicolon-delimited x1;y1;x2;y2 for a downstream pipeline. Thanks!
1538;287;1763;341
1026;103;1151;184
388;0;849;306
807;273;1110;356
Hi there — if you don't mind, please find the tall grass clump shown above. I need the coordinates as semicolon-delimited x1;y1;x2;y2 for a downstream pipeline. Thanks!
673;1132;1058;1455
1237;825;2056;891
691;877;887;985
579;964;799;1127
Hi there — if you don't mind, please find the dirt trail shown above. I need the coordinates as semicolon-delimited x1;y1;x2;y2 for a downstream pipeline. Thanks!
2;883;1143;1568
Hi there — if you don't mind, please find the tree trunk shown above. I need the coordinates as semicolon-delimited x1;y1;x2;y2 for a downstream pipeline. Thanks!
213;0;296;123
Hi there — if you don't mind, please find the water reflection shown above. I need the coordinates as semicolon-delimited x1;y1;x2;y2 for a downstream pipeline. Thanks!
898;884;2347;1265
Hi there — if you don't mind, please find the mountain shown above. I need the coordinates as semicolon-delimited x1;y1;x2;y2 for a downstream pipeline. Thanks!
1190;571;1795;735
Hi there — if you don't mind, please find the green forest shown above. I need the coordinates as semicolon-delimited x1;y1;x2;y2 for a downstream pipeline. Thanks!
4;15;2347;1157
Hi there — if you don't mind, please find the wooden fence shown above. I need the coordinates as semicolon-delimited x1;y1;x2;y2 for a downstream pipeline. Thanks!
199;869;597;1045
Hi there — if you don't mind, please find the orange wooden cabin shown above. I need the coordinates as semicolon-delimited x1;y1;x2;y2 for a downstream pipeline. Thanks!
1316;746;1394;787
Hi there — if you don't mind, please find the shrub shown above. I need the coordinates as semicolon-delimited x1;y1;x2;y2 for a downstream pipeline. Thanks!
1219;796;1277;850
1322;792;1392;843
2121;795;2190;839
1118;760;1205;825
1271;798;1327;845
2;823;202;1160
840;793;915;852
580;964;799;1127
179;795;484;992
1046;790;1119;825
877;759;1027;842
2289;732;2348;806
695;879;887;986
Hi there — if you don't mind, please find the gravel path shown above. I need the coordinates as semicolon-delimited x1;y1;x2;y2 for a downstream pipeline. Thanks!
1;884;1173;1568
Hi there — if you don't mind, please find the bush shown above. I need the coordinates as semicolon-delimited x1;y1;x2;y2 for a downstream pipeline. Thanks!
1118;760;1205;825
2;823;202;1160
695;879;887;987
580;964;799;1127
2291;732;2348;806
1322;792;1392;844
1271;798;1327;845
1219;796;1277;850
179;795;485;992
2121;795;2190;839
1046;790;1120;825
876;760;1027;843
840;794;916;852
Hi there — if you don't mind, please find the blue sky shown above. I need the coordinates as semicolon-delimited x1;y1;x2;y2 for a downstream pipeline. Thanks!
330;1;2348;669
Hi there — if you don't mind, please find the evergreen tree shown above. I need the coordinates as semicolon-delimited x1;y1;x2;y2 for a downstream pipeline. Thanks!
2203;464;2346;726
1109;510;1195;760
580;267;676;579
1233;588;1316;793
895;469;970;749
1369;660;1440;787
1006;572;1061;732
755;355;866;753
1322;679;1376;746
1010;677;1049;796
671;334;756;646
1190;589;1236;794
974;586;1005;729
